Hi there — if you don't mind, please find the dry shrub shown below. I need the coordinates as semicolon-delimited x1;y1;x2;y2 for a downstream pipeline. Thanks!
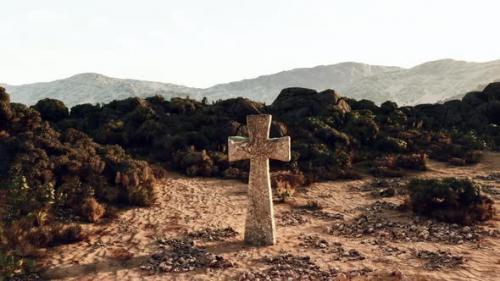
407;178;495;224
464;150;482;164
448;151;482;166
338;169;363;180
2;222;87;262
302;200;323;211
151;164;168;179
275;179;296;203
80;198;105;223
396;153;427;171
173;148;217;177
0;248;35;280
25;224;86;248
374;155;397;169
108;153;158;206
126;183;158;207
372;156;403;178
271;171;305;189
372;153;427;177
223;167;245;179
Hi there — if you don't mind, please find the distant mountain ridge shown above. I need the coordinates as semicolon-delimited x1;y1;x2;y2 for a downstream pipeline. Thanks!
2;73;200;107
3;59;500;107
201;63;401;103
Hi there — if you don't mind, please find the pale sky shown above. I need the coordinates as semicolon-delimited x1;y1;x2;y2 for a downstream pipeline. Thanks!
2;0;500;87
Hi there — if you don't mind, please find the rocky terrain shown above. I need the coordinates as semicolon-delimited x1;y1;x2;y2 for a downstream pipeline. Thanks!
1;81;499;280
2;73;198;108
4;59;500;107
36;154;500;281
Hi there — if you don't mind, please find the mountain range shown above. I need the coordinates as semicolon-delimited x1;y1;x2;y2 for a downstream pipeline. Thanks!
3;59;500;107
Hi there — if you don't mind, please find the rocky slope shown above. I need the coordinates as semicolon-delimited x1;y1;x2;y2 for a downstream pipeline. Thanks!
346;59;500;105
3;59;500;107
3;73;200;107
201;62;400;103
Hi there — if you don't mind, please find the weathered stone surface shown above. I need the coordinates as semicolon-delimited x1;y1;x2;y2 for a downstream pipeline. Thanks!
228;114;291;246
270;87;351;120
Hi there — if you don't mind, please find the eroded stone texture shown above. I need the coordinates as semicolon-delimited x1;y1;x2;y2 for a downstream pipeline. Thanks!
228;114;291;246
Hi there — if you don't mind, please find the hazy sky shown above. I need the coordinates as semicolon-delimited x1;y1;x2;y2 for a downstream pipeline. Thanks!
2;0;500;87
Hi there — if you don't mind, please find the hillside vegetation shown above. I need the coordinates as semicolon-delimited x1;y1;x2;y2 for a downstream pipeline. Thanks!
1;82;499;278
5;59;500;107
45;83;500;182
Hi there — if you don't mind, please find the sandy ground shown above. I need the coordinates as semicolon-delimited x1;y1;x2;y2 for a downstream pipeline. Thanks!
39;153;500;281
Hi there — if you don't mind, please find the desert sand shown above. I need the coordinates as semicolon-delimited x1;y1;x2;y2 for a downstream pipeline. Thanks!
38;153;500;281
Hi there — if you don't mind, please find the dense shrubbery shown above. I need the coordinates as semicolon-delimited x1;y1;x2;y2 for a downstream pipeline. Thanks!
0;87;161;278
1;81;499;277
407;178;495;224
34;83;499;182
32;98;69;122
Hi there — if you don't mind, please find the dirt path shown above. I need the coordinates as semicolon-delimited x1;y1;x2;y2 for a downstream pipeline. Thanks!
39;153;500;281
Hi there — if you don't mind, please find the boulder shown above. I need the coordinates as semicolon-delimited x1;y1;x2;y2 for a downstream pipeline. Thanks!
213;97;264;122
270;88;350;121
270;121;288;137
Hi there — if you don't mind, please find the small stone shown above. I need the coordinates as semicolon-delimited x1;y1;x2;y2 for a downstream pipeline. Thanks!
159;262;171;272
334;273;349;281
418;230;430;240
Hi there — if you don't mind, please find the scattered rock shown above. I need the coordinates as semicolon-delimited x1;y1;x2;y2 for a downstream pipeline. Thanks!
414;249;465;270
474;172;500;182
141;239;232;274
295;208;344;221
481;184;500;200
298;235;365;261
328;201;498;244
277;211;310;226
8;273;44;281
187;227;238;242
372;187;396;197
357;178;409;197
331;245;365;262
298;234;330;250
238;253;372;281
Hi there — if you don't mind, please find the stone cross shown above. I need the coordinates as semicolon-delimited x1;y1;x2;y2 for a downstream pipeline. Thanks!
228;114;291;246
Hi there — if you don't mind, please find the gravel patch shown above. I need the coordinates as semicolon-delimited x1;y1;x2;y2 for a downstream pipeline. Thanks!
140;239;233;274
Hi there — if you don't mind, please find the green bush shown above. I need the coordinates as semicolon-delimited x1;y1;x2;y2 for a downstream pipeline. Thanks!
396;153;427;171
345;111;379;145
407;178;495;224
32;98;69;122
0;89;164;275
0;249;34;280
3;176;55;226
375;136;408;153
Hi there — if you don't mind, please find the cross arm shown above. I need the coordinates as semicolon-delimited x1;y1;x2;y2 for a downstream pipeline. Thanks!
267;136;291;162
228;136;251;162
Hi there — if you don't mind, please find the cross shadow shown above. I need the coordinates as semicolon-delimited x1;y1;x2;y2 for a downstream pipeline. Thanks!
201;240;248;255
202;239;280;255
40;255;150;280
